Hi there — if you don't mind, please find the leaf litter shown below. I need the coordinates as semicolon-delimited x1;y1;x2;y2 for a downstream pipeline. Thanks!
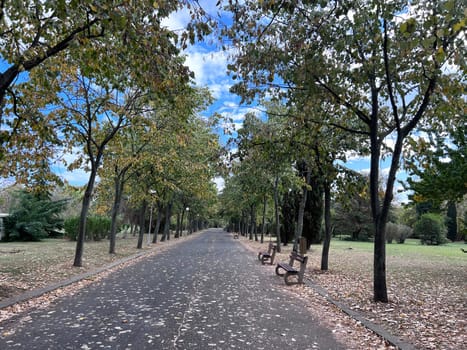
239;237;466;350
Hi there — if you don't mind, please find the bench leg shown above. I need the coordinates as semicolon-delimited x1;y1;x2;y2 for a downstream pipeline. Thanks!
284;272;299;285
261;254;272;265
275;265;286;276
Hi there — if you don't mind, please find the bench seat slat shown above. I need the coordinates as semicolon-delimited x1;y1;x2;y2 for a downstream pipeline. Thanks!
277;262;297;273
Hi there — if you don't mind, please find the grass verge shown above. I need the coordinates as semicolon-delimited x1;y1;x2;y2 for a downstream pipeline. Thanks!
1;234;158;300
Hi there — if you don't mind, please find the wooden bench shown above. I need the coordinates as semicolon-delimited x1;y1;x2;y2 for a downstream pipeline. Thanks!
257;243;277;265
275;251;308;285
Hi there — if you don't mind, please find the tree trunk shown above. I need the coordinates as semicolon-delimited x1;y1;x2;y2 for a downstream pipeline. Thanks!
374;134;405;302
251;204;258;241
147;204;153;245
175;211;181;238
302;173;324;249
109;174;124;254
249;204;255;240
180;208;186;237
446;201;457;241
73;167;98;267
274;176;281;253
161;201;172;241
294;166;310;252
369;120;386;302
137;200;147;249
281;190;295;245
152;201;162;243
261;196;267;243
321;180;332;270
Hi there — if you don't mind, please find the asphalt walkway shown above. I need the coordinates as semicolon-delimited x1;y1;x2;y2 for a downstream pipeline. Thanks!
0;229;345;349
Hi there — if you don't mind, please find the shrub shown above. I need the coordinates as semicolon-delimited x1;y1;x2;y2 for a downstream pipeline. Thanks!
386;222;412;244
64;216;111;241
3;190;67;241
386;222;398;243
414;213;448;245
397;224;412;244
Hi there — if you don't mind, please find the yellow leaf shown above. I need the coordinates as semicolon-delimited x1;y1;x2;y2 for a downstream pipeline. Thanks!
453;19;465;33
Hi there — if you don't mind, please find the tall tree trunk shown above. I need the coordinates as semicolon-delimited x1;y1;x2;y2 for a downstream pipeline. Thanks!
446;201;457;241
274;176;281;253
175;211;181;238
147;203;153;245
321;180;332;270
249;205;254;240
370;122;386;302
180;208;186;237
261;196;267;243
161;201;172;241
374;135;404;302
152;201;162;243
73;167;98;267
294;166;310;252
251;204;258;241
303;173;324;249
109;175;124;254
137;200;147;249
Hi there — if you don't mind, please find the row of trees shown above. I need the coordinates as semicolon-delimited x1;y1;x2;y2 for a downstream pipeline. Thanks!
0;2;221;265
219;0;465;302
0;0;464;306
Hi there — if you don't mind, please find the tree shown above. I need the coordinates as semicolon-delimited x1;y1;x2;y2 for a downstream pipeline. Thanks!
98;122;151;254
97;86;218;249
415;213;448;245
0;0;213;187
4;190;67;241
446;201;458;241
333;170;374;241
224;0;465;302
228;108;299;251
406;127;466;207
54;68;139;266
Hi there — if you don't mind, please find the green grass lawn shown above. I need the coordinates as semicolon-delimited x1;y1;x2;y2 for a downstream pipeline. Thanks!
330;238;466;262
0;235;153;299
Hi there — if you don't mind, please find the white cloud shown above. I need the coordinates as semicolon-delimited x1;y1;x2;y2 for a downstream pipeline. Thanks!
185;49;229;86
359;168;370;175
161;7;191;31
51;147;94;187
212;176;225;192
207;81;232;99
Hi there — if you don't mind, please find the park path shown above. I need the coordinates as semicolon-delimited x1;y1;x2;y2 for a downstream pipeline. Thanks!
0;229;345;349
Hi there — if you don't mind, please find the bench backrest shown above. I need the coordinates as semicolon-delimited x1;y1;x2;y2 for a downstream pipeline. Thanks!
289;251;308;267
267;243;276;254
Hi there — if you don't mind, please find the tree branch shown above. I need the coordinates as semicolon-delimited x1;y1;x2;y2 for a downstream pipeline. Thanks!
383;19;400;132
314;76;371;125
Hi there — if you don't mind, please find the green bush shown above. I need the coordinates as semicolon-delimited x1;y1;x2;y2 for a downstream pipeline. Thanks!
386;222;397;243
63;217;79;241
414;213;448;245
3;190;67;241
397;224;413;244
386;222;412;244
64;216;111;241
